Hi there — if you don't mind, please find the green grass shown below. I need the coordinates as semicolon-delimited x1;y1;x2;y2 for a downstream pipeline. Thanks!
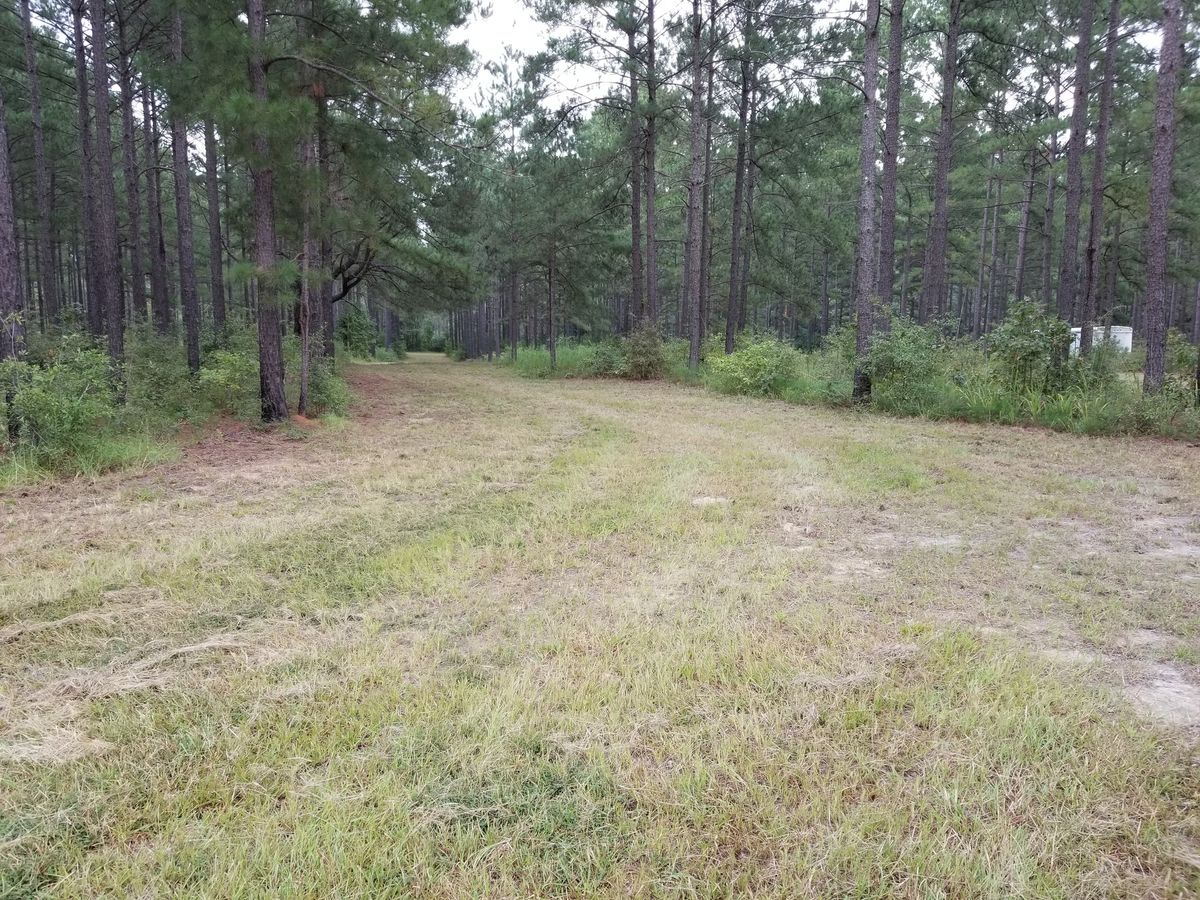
3;358;1200;896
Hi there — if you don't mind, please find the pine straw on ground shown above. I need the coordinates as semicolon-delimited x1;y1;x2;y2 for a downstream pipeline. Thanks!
2;355;1199;897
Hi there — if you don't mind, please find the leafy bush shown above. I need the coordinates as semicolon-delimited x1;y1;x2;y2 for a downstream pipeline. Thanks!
122;329;200;426
707;339;798;398
988;301;1072;393
864;319;942;392
1167;330;1198;376
621;325;665;380
336;303;380;358
198;347;260;420
2;337;116;464
309;356;352;415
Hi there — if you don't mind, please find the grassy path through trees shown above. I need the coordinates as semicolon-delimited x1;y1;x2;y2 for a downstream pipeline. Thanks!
3;355;1200;895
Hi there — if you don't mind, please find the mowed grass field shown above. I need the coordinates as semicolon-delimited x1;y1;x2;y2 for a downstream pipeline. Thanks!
3;353;1200;898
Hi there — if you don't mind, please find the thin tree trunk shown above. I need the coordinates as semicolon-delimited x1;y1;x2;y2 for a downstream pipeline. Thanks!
627;25;643;328
204;119;227;337
876;0;904;309
699;0;716;347
20;0;59;325
247;0;288;420
0;83;24;442
1041;72;1061;307
724;32;752;354
72;2;100;337
684;0;706;370
1012;145;1036;305
171;11;200;372
317;96;335;360
1057;0;1098;322
89;0;125;364
143;86;170;332
1143;0;1184;394
643;0;658;325
974;160;994;338
1079;0;1120;356
116;6;144;327
852;0;883;399
919;0;962;322
737;79;760;335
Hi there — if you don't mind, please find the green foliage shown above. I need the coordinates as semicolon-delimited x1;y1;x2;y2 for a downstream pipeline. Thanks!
337;304;381;359
309;357;353;416
987;301;1072;393
621;326;664;380
1;337;116;465
864;319;942;393
198;347;261;420
707;339;799;398
1166;330;1198;375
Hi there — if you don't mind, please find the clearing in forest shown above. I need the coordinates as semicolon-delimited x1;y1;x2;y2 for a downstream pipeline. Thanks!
3;354;1200;896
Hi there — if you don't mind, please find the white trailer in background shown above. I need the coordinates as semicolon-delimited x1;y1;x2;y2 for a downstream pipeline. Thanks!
1070;325;1133;355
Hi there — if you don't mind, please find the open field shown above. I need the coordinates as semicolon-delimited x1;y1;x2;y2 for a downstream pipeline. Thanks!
3;354;1200;897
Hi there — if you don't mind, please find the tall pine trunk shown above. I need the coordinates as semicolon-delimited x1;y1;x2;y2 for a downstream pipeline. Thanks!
627;25;643;328
117;7;144;326
852;0;883;400
247;0;288;420
1142;0;1184;394
204;119;227;337
684;0;706;370
72;4;100;337
643;0;658;325
724;30;752;354
20;0;59;326
89;0;125;364
919;0;961;322
1079;0;1120;356
875;0;904;309
143;86;171;332
1056;0;1097;323
171;10;200;373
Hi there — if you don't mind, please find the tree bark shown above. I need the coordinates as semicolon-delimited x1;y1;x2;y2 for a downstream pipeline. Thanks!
852;0;883;400
247;0;288;420
919;0;962;322
20;0;59;326
684;0;706;370
1012;145;1036;305
1143;0;1184;394
626;25;643;329
72;2;101;337
204;119;227;337
875;0;904;309
143;85;171;332
643;0;658;325
1040;72;1061;307
170;11;200;372
89;0;125;364
116;6;144;327
737;77;759;335
1056;0;1098;323
1079;0;1120;356
724;29;752;354
0;82;25;441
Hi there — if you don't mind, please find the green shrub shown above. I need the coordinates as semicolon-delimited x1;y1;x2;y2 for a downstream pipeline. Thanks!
309;357;352;415
1167;330;1198;376
864;319;942;393
336;303;380;358
588;340;624;377
1;337;117;465
622;326;665;380
988;301;1072;393
122;329;199;426
707;339;798;398
198;347;260;420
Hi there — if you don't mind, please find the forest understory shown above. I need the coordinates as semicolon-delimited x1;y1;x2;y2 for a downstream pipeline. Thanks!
3;354;1200;896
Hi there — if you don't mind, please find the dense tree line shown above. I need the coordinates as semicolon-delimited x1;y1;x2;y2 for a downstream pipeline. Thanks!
0;0;1197;432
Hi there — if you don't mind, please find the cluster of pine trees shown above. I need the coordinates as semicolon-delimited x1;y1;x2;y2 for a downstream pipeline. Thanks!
0;0;1197;427
0;0;473;424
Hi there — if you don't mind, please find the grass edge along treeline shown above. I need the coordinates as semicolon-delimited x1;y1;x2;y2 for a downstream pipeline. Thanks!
481;302;1200;442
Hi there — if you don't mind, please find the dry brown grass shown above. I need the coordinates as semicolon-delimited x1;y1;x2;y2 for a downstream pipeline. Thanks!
2;354;1199;896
